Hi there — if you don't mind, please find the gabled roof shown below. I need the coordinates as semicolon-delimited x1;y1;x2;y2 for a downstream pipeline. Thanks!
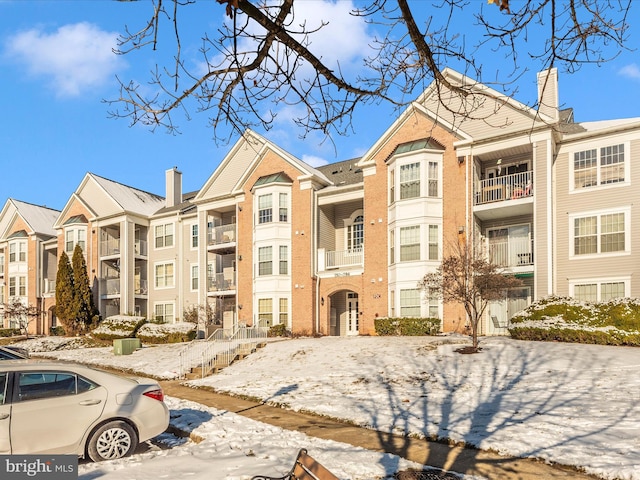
0;199;60;239
316;158;363;187
90;173;165;216
154;190;198;216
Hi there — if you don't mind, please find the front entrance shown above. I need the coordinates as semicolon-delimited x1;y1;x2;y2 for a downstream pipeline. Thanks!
347;293;359;336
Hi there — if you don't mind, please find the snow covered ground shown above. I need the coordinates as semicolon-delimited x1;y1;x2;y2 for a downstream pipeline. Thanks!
18;335;640;480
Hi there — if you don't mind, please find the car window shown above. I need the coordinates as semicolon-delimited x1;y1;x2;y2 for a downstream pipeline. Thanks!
17;372;78;402
77;375;98;394
0;373;7;405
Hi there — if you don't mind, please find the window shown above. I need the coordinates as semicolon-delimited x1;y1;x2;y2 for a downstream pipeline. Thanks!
279;298;288;324
258;194;273;224
400;289;421;317
427;291;439;318
8;277;25;298
279;193;288;222
16;372;94;402
574;281;626;302
0;253;4;275
427;161;438;197
389;169;395;204
9;277;15;297
9;241;26;263
154;223;174;248
65;228;86;254
191;265;199;291
155;262;175;288
573;212;626;256
279;245;288;275
428;225;439;260
191;224;199;248
389;229;395;264
389;290;395;317
399;163;420;199
18;277;26;296
347;215;364;250
154;303;174;323
400;226;420;261
258;246;272;276
258;298;273;326
573;143;625;189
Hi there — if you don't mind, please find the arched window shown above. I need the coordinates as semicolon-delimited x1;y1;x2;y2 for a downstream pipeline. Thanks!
347;214;364;250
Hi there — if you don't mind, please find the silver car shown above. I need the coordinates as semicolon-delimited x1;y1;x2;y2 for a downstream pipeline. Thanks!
0;361;169;461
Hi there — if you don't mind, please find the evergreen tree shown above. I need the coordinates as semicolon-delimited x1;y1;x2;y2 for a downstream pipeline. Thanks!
55;251;76;334
72;244;96;332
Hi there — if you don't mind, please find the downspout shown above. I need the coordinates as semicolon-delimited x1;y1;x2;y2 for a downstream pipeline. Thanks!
312;188;320;334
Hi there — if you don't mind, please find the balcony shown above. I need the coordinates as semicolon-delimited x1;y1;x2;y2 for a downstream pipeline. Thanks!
101;238;120;257
318;247;364;272
487;236;533;268
135;240;148;256
475;171;533;205
208;268;236;293
43;278;56;294
101;277;121;296
134;278;148;295
208;224;236;245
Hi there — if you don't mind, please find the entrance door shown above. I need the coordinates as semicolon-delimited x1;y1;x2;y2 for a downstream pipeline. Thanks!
347;293;359;336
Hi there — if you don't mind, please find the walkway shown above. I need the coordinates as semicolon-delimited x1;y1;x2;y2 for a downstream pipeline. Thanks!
160;380;600;480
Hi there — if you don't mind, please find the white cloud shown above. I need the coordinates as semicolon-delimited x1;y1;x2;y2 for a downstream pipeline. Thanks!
301;154;329;167
5;22;124;97
618;63;640;80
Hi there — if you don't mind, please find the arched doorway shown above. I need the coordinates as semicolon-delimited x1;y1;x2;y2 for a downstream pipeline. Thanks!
328;290;359;336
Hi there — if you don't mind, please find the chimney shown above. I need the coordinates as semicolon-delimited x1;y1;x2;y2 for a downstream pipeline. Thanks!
165;166;182;208
537;68;559;122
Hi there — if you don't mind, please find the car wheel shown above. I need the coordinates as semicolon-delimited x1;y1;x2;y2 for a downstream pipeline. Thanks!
87;421;138;462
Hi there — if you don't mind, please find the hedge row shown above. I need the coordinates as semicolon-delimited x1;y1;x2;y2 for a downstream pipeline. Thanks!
0;328;21;338
375;317;441;336
509;326;640;346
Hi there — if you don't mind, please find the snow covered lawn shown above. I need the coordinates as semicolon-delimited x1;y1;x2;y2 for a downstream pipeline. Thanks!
19;335;640;479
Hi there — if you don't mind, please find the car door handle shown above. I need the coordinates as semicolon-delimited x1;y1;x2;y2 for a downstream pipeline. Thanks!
79;400;102;406
0;414;8;420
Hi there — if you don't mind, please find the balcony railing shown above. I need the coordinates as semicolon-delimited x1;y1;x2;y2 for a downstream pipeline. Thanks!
208;270;236;292
475;171;533;205
325;247;364;270
208;224;236;246
135;278;148;295
135;240;148;256
101;238;120;256
487;236;533;268
101;277;121;295
43;278;56;294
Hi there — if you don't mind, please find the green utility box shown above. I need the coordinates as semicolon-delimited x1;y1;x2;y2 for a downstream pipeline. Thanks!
113;338;141;355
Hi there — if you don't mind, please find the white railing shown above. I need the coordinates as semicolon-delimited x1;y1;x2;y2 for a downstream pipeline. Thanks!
178;324;268;379
100;277;120;295
208;223;236;246
101;238;120;256
488;236;533;267
325;246;364;269
43;278;56;294
207;270;236;292
475;171;533;205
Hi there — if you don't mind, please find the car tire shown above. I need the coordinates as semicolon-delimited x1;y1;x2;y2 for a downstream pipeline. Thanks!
87;421;138;462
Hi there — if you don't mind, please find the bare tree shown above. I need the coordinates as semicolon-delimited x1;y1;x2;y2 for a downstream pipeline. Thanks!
2;298;40;339
419;240;523;353
108;0;631;143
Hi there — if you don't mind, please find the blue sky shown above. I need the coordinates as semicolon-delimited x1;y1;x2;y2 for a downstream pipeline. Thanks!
1;0;639;211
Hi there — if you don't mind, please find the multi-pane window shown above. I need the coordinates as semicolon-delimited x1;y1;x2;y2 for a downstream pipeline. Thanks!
18;277;25;296
400;226;420;261
8;277;26;297
389;169;395;204
428;225;439;260
258;246;273;276
191;224;199;248
347;215;364;250
65;228;86;254
258;298;273;326
279;193;288;222
389;230;395;264
279;246;288;275
8;277;15;297
154;223;174;248
574;281;625;302
427;161;438;197
427;291;439;318
574;144;625;189
154;303;174;323
574;212;625;256
400;289;421;317
0;253;4;275
389;290;395;317
9;241;27;263
399;163;420;199
191;265;198;291
154;262;175;288
279;298;288;324
258;194;273;224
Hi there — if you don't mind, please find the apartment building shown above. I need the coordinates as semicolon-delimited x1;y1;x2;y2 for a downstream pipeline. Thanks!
3;68;639;337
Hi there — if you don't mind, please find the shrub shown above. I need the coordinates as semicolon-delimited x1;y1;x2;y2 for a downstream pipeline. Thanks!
136;322;197;344
375;317;441;336
0;328;21;338
268;323;289;337
91;315;147;341
49;326;66;336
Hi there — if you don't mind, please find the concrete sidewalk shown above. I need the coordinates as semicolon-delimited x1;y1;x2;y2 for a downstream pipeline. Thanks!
160;380;600;480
